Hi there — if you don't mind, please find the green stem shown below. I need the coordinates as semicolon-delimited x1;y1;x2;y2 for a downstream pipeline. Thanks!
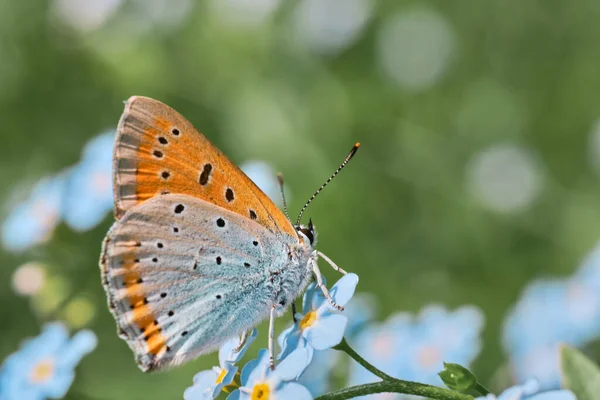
333;337;393;381
316;338;474;400
474;382;491;396
316;381;474;400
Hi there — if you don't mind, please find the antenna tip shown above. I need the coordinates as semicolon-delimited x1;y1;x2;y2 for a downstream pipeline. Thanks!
277;172;284;185
354;142;360;148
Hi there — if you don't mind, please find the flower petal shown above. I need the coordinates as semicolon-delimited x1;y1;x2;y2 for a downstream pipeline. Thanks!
273;348;310;382
328;273;359;309
59;330;97;367
225;389;242;400
277;323;306;360
184;379;215;400
219;329;258;365
273;382;313;400
528;392;576;400
241;349;270;387
303;281;324;312
192;370;219;386
305;314;348;350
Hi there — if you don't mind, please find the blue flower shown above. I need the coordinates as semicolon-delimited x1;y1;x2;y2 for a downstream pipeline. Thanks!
502;274;600;388
62;131;115;231
294;292;374;397
349;305;484;392
1;173;68;253
278;273;359;365
0;323;97;400
185;329;258;400
226;348;312;400
296;349;339;397
343;293;378;339
476;380;575;400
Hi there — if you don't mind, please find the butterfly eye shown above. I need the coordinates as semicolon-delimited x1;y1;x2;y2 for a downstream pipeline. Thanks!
278;299;287;307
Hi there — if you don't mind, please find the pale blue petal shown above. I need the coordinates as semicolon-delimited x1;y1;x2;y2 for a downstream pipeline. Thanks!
343;293;378;337
272;348;310;382
305;314;348;350
40;370;74;399
62;131;115;231
192;370;219;386
522;380;541;395
216;366;238;392
297;349;338;397
30;323;70;357
327;273;359;309
278;324;305;360
226;390;242;400
242;349;269;387
220;329;258;365
184;384;214;400
302;281;320;312
497;386;524;400
274;382;313;400
277;324;295;350
528;391;576;400
1;174;67;252
59;330;98;367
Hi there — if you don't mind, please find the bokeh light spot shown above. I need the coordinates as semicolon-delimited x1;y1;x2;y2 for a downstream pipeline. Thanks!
12;262;46;296
467;144;544;213
378;8;455;92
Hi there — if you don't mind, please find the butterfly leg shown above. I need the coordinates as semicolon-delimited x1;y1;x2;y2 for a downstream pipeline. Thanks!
317;251;347;275
268;304;276;370
311;259;344;312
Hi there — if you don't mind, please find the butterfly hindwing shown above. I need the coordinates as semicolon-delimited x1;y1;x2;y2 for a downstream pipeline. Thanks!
101;194;288;371
113;96;296;238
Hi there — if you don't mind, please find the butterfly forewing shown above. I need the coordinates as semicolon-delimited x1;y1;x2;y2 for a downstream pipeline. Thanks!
101;194;289;371
113;96;296;238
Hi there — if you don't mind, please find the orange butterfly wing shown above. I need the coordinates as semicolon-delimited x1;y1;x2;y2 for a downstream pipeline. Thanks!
113;96;296;238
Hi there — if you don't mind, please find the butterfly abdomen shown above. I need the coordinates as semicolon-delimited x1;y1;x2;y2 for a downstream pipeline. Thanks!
267;244;315;315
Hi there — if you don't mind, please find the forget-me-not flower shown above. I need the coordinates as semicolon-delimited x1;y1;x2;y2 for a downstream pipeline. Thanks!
476;380;576;400
349;305;484;391
502;274;600;388
185;329;258;400
62;131;115;231
0;323;97;400
296;292;376;397
278;273;359;365
226;348;312;400
1;173;68;252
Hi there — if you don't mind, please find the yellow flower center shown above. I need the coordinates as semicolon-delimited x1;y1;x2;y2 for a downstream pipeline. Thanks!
251;383;270;400
300;311;317;330
30;359;54;384
216;368;228;384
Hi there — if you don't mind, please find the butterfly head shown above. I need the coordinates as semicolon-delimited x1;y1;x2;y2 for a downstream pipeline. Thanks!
295;218;317;247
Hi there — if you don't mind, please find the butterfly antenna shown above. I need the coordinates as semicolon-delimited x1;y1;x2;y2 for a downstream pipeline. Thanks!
277;172;292;222
296;142;360;226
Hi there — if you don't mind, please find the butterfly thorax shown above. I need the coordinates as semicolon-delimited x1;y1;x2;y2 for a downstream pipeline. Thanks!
269;227;317;317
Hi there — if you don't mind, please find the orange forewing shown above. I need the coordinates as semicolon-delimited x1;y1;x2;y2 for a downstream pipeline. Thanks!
113;96;296;238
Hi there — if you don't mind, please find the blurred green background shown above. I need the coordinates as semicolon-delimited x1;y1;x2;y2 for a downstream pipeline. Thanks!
2;0;600;398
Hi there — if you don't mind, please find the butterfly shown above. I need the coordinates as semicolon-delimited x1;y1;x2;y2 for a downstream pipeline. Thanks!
100;96;359;372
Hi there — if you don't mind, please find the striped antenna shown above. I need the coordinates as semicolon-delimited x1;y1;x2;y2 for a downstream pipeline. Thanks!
296;142;360;226
277;172;291;222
